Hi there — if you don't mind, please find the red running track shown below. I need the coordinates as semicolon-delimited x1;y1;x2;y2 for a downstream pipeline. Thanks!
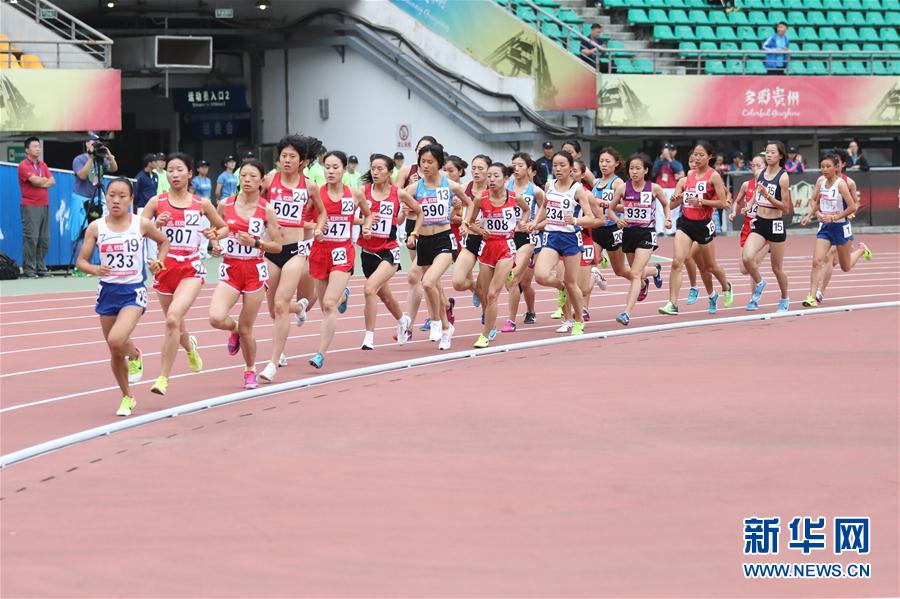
1;308;897;597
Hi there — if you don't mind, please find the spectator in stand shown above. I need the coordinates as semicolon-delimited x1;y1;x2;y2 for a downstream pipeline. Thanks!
730;151;749;172
846;140;870;172
342;155;363;188
216;154;238;201
17;136;55;278
785;146;805;172
303;146;327;185
762;22;790;75
153;152;170;194
580;24;608;73
535;141;554;188
391;151;405;182
652;142;684;235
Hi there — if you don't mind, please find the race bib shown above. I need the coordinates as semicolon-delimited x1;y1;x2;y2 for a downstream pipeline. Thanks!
223;235;260;259
772;220;784;234
624;205;652;224
331;246;349;265
100;237;141;276
256;261;269;281
218;262;229;280
582;244;595;261
639;191;653;206
248;217;265;237
191;259;207;277
371;201;395;238
706;220;716;235
842;222;852;238
421;188;450;224
323;219;351;242
135;286;148;307
390;247;401;263
613;229;623;245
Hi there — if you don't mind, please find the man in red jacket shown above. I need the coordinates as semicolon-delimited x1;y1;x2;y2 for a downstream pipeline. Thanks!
17;136;56;278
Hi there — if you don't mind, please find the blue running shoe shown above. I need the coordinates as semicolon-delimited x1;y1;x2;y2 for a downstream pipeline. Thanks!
419;317;432;332
309;353;324;369
653;263;663;289
751;279;767;303
472;291;480;308
337;287;351;314
487;328;498;342
776;298;790;313
708;291;719;314
615;311;630;326
686;287;700;305
746;299;759;311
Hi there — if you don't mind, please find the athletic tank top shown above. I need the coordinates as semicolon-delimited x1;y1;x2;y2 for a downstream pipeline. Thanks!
745;178;759;219
622;180;655;228
507;179;535;222
480;190;518;239
223;196;267;260
320;184;356;245
544;180;582;233
157;193;203;259
756;167;785;209
267;172;309;228
592;175;621;226
360;183;400;252
416;175;452;226
817;178;845;221
98;214;144;285
682;168;715;221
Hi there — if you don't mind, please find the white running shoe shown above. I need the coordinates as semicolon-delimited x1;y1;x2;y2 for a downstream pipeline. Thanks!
361;331;375;350
294;297;309;327
258;361;278;383
429;320;442;342
591;267;608;290
278;352;288;367
556;320;574;333
396;315;412;345
438;323;454;351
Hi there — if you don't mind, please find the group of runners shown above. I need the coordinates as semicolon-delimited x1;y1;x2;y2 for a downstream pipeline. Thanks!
76;134;873;416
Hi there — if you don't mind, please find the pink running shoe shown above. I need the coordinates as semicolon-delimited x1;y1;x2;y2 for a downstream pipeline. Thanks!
500;319;517;333
243;370;258;389
637;278;650;302
227;332;240;356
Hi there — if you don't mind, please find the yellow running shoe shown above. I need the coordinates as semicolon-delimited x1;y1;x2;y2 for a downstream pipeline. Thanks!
571;321;585;336
150;376;168;396
550;308;564;319
473;334;490;349
127;350;143;384
186;335;203;372
599;251;609;269
556;288;568;308
859;242;873;261
116;396;136;417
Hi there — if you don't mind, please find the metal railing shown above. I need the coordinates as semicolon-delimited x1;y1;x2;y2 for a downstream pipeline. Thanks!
496;0;599;68
5;0;113;67
0;39;114;68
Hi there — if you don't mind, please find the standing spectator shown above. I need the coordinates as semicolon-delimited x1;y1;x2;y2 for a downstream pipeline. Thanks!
730;151;749;172
190;159;213;200
234;149;256;181
762;22;790;75
713;152;729;175
391;151;405;182
303;146;327;185
534;141;554;188
216;154;238;201
785;146;805;172
153;152;170;194
342;155;362;188
17;137;55;278
846;140;870;172
134;153;160;261
71;137;118;274
580;24;608;73
652;142;684;235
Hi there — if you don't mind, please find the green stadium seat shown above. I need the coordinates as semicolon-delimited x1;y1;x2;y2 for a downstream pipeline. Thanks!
603;0;629;6
768;0;786;7
696;25;717;41
787;61;807;74
823;0;842;8
628;9;650;24
631;58;655;73
843;0;862;7
747;12;768;26
721;41;740;56
678;40;698;57
647;8;668;22
805;60;829;74
654;25;676;40
556;8;581;24
614;58;637;73
845;12;866;26
669;9;690;24
675;25;695;39
839;28;861;42
646;0;668;7
666;0;688;6
746;59;768;73
724;59;746;73
742;0;767;8
541;22;564;39
802;41;822;51
768;11;788;24
784;0;805;8
880;28;899;41
845;60;870;74
515;6;537;21
688;10;708;24
830;60;849;74
857;27;878;41
861;42;880;51
608;40;633;57
883;0;898;9
805;0;825;7
699;41;719;54
843;42;862;52
741;41;761;53
826;13;844;25
737;26;758;40
797;26;818;41
887;12;900;26
807;11;827;26
821;27;840;42
708;11;729;25
872;60;891;74
788;12;807;26
705;60;729;74
822;42;841;52
716;26;737;41
534;0;561;6
861;0;881;8
728;11;749;26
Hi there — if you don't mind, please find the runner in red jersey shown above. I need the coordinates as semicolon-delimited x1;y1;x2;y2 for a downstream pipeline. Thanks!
661;141;732;316
257;135;327;383
308;151;372;369
140;153;227;397
451;155;490;312
357;153;422;350
729;155;769;275
444;155;467;249
208;160;282;390
464;163;529;348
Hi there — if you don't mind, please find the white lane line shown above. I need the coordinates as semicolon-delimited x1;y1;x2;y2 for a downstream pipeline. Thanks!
3;300;897;468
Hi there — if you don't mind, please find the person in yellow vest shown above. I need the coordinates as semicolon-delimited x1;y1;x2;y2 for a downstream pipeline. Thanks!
341;155;362;188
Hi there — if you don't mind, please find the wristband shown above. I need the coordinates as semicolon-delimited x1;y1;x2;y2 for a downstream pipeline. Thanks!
254;238;261;249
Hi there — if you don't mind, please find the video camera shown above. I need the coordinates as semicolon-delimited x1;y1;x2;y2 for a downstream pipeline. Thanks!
90;136;110;159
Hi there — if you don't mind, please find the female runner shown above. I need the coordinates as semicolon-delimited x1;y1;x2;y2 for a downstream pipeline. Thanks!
529;151;600;336
607;153;670;325
142;153;227;396
208;160;282;389
501;152;544;332
741;141;791;312
466;162;529;347
405;143;468;350
659;141;732;316
451;154;490;310
78;178;169;416
728;154;768;278
561;140;596;189
445;155;468;250
308;151;372;367
590;147;627;289
800;153;863;307
258;134;327;382
358;153;422;349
